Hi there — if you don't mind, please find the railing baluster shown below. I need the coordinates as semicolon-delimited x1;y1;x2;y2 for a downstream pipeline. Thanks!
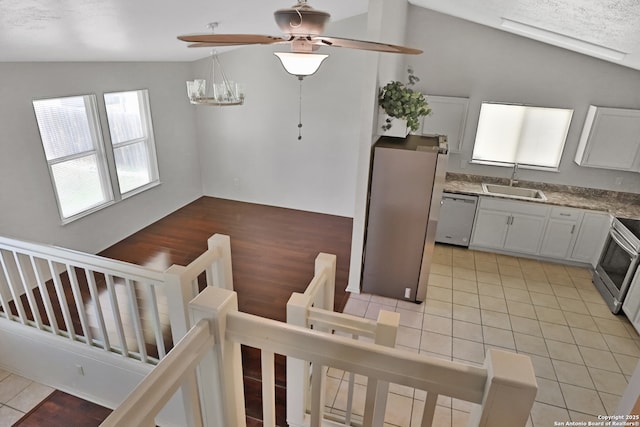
31;256;59;333
13;253;43;328
421;392;438;427
0;250;28;324
48;260;76;340
105;274;129;357
345;332;361;426
310;362;326;427
344;371;356;426
146;283;166;359
261;350;276;427
0;252;12;321
66;264;92;345
125;278;148;363
85;270;110;352
191;278;199;299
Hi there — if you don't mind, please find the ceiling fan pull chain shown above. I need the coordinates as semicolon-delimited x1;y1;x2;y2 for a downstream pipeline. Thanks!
298;76;303;140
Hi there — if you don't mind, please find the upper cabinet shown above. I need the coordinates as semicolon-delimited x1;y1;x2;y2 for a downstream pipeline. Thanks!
421;95;469;153
574;105;640;171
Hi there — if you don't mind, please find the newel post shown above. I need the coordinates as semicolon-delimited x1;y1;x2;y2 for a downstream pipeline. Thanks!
467;349;538;427
190;286;246;427
164;265;202;427
315;253;336;311
208;234;234;290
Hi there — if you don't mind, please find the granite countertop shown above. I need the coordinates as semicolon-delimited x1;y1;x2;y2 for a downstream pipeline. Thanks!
443;173;640;219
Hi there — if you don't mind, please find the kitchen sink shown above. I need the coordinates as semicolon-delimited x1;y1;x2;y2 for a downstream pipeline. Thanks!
482;183;547;201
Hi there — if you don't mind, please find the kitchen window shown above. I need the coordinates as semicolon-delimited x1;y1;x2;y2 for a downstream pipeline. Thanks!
471;102;573;170
33;90;159;223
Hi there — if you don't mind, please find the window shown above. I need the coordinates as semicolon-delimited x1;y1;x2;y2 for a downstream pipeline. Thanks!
33;95;113;221
33;90;159;223
104;90;159;195
472;102;573;169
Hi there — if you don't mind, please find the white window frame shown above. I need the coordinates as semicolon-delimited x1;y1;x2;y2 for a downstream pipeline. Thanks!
33;89;160;224
471;102;573;171
104;89;160;198
33;94;115;223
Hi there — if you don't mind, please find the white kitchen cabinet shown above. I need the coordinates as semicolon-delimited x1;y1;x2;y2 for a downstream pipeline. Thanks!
622;268;640;334
504;213;548;254
574;105;640;171
421;95;469;153
471;197;549;254
471;209;510;249
570;211;612;267
540;207;583;259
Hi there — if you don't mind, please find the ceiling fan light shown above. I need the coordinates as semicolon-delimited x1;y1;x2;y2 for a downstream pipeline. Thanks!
274;52;328;77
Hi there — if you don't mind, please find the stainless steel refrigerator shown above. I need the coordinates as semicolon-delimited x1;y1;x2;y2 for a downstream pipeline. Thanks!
362;135;448;302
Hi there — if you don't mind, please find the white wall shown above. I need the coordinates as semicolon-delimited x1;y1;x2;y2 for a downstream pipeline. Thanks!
194;15;369;217
0;62;202;253
406;7;640;193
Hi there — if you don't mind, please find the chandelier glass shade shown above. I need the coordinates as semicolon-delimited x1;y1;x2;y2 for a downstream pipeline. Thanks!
186;50;245;106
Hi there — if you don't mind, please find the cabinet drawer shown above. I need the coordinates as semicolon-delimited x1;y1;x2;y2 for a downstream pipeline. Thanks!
478;196;550;217
550;206;582;221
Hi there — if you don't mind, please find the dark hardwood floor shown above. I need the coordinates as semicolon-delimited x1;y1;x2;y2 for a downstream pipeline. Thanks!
15;391;112;427
14;196;353;426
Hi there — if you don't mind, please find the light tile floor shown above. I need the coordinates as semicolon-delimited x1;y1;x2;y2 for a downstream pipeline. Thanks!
332;244;640;427
0;369;53;427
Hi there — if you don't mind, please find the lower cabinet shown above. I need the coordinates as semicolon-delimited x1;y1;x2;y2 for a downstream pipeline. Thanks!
471;198;549;254
471;196;611;265
539;207;582;259
470;209;509;249
623;268;640;334
569;211;611;266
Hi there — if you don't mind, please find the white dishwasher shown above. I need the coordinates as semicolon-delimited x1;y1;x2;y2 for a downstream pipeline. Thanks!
435;193;478;247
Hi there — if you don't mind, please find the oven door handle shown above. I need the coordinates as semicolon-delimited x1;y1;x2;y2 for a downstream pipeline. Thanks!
610;228;638;258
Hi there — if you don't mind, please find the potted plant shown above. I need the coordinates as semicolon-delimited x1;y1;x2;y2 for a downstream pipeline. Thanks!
378;68;431;137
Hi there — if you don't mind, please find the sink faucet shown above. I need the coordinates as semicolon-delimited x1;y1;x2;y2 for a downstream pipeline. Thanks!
509;163;519;187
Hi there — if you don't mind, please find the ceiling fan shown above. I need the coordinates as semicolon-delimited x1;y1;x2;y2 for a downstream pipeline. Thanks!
177;0;423;65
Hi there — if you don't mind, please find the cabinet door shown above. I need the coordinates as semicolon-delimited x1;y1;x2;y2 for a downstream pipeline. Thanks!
504;213;546;254
575;106;640;171
421;96;469;153
570;212;612;267
470;209;509;249
622;268;640;334
540;218;578;259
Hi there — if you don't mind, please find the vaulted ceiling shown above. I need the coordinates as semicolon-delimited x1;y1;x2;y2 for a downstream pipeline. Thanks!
2;0;639;70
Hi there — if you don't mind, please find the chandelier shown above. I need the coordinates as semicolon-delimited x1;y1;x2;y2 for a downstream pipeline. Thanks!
185;24;245;106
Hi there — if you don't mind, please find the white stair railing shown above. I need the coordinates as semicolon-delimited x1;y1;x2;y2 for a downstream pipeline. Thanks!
0;233;232;366
102;285;538;427
286;253;400;427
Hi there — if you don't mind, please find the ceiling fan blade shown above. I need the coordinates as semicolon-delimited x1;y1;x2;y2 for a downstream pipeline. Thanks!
311;36;422;54
178;34;287;45
186;42;289;48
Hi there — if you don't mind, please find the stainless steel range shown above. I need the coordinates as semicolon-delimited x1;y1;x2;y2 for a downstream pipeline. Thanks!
593;217;640;313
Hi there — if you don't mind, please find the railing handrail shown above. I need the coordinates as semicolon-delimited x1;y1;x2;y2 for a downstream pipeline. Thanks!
0;235;165;283
99;319;214;427
103;286;537;427
228;310;488;403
